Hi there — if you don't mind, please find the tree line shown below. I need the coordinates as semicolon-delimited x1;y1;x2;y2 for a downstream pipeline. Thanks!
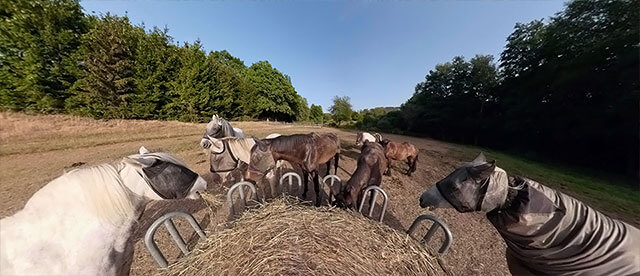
349;0;638;177
0;0;318;122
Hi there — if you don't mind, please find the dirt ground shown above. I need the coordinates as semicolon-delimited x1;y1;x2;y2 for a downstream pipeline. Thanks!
0;112;511;275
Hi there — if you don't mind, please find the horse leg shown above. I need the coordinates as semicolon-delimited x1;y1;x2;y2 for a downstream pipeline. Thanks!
325;159;331;176
366;186;376;211
410;155;418;175
356;192;364;210
302;170;309;199
384;160;392;176
334;153;340;175
313;171;321;207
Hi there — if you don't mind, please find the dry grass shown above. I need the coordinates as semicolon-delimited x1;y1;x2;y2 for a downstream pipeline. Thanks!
159;197;449;276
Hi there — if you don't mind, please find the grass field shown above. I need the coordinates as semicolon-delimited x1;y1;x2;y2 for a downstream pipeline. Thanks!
1;111;638;275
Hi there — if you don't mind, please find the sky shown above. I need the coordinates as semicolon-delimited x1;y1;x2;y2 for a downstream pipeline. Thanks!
80;1;566;112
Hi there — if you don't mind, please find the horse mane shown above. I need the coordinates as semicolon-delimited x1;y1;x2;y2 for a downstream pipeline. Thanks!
221;137;256;162
64;163;137;225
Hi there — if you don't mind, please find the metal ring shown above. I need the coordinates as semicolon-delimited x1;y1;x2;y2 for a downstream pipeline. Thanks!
357;186;388;222
279;172;302;195
227;181;258;216
407;214;453;255
144;211;206;268
322;174;342;203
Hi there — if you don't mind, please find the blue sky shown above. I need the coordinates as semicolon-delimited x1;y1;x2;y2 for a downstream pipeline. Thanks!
80;1;566;111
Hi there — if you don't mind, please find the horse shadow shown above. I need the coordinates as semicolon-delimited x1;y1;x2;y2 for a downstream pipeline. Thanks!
341;148;361;162
357;195;405;230
340;140;359;151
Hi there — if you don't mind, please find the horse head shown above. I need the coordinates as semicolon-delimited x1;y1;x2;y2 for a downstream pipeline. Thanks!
124;146;208;200
355;132;364;146
245;137;276;183
379;138;391;147
419;153;508;212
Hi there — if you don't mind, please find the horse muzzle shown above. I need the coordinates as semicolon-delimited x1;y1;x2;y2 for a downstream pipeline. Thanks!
419;186;453;210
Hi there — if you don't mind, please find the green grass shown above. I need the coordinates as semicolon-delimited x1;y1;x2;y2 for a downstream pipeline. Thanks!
448;143;640;223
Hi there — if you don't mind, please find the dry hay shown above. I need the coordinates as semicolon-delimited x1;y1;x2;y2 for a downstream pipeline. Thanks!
158;197;449;276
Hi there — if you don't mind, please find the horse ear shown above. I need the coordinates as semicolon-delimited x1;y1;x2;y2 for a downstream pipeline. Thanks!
139;146;150;155
252;137;266;151
212;114;217;120
130;156;158;167
472;152;487;164
467;160;496;180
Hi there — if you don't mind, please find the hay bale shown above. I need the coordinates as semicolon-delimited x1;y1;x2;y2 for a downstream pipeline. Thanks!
158;197;448;276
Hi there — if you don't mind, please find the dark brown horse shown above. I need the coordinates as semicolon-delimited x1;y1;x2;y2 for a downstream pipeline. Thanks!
379;139;418;176
246;133;340;206
333;141;387;209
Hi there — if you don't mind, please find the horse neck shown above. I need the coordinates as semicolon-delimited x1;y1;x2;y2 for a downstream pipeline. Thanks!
346;160;371;195
227;138;255;163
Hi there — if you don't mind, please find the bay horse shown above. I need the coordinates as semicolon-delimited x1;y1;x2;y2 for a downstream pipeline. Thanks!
333;141;387;209
0;147;207;275
379;138;418;176
419;153;640;275
200;114;244;149
355;132;382;146
246;133;340;206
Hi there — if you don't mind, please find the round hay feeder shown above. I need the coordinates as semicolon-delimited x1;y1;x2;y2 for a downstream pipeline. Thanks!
158;197;449;276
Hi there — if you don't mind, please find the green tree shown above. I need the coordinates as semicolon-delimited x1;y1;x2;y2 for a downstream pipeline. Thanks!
0;0;87;111
310;104;323;124
497;0;639;174
246;61;299;121
210;50;247;72
329;96;353;126
131;27;177;119
162;41;213;121
294;95;310;122
402;55;498;141
323;113;332;125
66;15;139;118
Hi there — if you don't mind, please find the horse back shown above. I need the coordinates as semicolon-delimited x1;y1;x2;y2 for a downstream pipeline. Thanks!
313;133;340;163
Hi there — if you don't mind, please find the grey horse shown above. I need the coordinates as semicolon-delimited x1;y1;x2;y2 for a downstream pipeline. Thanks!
200;114;244;149
419;153;640;275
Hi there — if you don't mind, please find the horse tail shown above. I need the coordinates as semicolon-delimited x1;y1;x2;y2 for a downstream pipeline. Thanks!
334;152;340;175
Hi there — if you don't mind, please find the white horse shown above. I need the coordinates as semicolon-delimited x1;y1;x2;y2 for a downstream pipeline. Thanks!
355;132;382;146
0;147;207;275
200;114;244;149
